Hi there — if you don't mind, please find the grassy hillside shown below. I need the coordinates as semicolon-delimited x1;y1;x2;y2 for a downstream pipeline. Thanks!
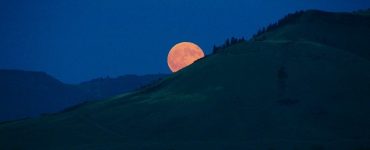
253;10;370;60
1;10;370;150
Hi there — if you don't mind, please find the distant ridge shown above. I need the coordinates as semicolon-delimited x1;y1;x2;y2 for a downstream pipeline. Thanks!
0;69;167;121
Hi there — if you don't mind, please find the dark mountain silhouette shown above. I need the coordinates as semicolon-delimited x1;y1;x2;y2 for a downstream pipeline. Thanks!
79;74;168;100
1;9;370;149
0;69;167;121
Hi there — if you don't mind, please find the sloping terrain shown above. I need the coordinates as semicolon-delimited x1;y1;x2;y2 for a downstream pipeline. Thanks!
253;10;370;60
79;74;168;100
1;10;370;150
0;70;167;121
0;70;82;121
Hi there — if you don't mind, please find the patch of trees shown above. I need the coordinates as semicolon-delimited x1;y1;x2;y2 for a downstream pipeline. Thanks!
212;37;245;54
252;10;305;40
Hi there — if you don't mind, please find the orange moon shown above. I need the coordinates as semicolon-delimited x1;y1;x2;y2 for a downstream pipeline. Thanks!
167;42;205;72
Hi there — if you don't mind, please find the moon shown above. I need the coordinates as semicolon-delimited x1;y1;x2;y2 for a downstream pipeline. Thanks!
167;42;205;72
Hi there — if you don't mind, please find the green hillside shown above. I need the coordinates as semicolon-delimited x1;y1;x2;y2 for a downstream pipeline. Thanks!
1;10;370;150
253;10;370;60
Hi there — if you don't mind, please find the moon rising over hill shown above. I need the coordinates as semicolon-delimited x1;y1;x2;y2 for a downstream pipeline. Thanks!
167;42;205;72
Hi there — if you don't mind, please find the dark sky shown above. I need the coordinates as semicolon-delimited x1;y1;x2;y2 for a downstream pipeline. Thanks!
1;0;369;83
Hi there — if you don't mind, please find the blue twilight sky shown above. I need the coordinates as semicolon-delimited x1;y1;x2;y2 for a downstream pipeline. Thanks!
1;0;370;83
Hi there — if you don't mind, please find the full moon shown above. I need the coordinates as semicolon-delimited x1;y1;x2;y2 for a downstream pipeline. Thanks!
167;42;205;72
